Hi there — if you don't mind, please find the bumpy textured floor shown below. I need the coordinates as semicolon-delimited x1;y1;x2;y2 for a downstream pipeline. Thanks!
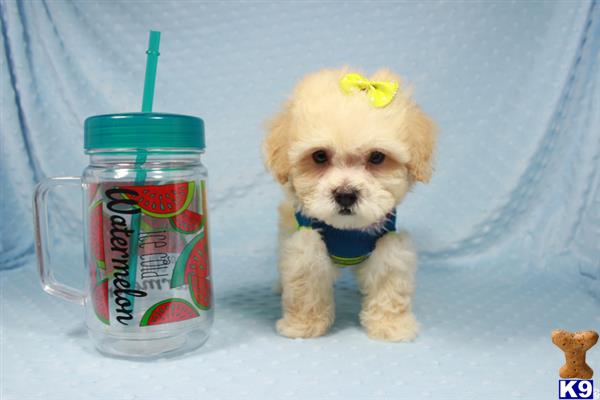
2;1;600;399
2;262;599;399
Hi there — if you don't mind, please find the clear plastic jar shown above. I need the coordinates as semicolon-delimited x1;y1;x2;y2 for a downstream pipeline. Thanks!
34;113;213;359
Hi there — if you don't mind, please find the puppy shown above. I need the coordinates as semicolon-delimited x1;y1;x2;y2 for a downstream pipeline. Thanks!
263;68;436;341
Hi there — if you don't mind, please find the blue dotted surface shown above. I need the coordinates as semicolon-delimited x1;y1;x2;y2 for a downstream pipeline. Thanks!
2;264;599;399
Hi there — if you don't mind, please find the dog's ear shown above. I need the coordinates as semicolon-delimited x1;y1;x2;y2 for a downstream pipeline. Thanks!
263;102;292;184
404;104;436;183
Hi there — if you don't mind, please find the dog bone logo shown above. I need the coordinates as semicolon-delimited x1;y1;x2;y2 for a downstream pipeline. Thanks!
552;329;598;379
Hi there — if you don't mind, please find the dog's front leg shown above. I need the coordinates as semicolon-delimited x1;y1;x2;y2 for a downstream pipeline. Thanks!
357;232;419;341
277;229;339;338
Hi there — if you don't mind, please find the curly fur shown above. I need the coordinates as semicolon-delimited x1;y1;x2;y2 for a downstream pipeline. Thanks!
264;67;436;341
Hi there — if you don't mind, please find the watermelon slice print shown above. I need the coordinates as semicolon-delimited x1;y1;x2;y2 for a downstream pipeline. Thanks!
88;182;99;205
120;182;195;218
189;273;211;310
140;298;199;326
169;209;203;234
89;200;105;269
190;180;211;309
93;278;109;325
171;231;211;310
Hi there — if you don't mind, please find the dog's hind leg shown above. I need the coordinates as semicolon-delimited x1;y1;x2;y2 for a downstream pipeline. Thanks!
276;229;339;338
356;231;419;342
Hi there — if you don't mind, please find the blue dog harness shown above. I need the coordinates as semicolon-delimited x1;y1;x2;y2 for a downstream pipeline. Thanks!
295;211;397;266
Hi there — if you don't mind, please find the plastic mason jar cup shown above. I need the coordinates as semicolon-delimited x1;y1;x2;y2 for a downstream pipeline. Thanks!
33;113;213;359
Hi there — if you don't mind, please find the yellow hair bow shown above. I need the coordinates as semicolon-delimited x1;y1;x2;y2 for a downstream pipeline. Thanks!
339;73;398;108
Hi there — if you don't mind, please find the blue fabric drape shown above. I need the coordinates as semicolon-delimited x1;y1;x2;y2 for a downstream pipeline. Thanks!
1;1;598;300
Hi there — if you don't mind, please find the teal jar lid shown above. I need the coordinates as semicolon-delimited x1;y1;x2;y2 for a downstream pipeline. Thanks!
84;113;205;151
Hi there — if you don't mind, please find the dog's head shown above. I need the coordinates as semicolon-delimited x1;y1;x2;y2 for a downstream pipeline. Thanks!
263;68;436;230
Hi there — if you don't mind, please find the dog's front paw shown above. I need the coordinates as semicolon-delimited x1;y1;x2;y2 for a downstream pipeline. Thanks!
363;312;419;342
276;315;331;339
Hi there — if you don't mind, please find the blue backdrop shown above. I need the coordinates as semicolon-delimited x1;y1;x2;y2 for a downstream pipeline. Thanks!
1;1;599;399
2;0;599;292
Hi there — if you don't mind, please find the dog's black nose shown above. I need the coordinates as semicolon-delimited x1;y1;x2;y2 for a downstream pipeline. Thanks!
334;190;358;208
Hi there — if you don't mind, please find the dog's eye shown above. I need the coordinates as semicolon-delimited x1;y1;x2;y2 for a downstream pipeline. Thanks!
368;151;386;165
312;150;328;164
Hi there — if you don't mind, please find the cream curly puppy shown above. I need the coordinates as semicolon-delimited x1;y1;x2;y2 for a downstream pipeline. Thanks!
263;68;436;341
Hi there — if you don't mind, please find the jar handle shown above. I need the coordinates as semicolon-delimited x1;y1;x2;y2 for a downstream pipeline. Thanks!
33;177;86;304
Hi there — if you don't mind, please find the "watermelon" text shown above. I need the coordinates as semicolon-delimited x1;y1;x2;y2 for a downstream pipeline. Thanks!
106;188;148;325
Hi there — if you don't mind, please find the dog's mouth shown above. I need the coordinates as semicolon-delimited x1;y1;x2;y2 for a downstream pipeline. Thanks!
338;207;353;215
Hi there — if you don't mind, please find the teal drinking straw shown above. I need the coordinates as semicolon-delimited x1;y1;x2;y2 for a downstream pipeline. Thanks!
142;31;161;113
128;30;161;306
